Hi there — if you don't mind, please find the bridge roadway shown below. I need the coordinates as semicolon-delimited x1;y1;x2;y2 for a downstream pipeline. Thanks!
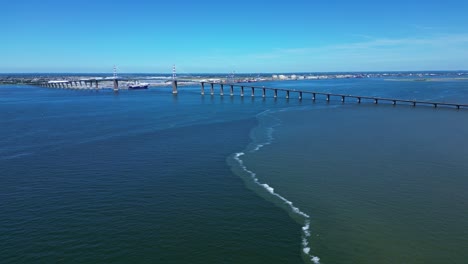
35;79;468;110
37;77;186;90
198;81;468;110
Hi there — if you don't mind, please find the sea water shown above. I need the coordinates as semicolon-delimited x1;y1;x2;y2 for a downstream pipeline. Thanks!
233;78;468;263
1;78;468;263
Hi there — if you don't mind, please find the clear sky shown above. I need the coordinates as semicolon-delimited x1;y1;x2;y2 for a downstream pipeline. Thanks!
2;0;468;73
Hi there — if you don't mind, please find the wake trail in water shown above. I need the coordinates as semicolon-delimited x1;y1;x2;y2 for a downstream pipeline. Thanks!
233;108;321;264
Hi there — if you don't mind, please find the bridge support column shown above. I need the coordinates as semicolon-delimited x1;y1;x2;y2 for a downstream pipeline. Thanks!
434;103;438;108
79;81;82;86
172;80;178;94
241;86;244;97
274;89;277;98
201;82;205;95
312;93;316;101
326;94;330;101
113;80;119;91
413;101;416;107
393;100;396;105
299;92;302;100
210;83;214;95
341;96;345;102
374;99;378;104
230;85;234;96
262;88;266;97
95;81;99;89
286;90;290;99
251;87;255;97
220;84;224;95
357;97;361;103
457;105;460;110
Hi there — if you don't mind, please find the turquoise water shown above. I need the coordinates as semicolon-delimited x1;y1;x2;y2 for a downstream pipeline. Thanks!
1;78;468;263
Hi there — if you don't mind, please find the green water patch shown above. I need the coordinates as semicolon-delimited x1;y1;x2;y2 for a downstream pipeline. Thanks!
232;104;468;263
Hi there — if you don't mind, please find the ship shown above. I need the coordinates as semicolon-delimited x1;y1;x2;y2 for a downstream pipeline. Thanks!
128;81;149;89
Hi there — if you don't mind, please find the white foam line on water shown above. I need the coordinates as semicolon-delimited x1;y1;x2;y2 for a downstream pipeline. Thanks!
251;126;276;152
250;109;281;152
235;151;320;264
237;107;322;263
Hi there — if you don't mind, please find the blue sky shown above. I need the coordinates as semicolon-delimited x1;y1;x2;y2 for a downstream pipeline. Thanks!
1;0;468;73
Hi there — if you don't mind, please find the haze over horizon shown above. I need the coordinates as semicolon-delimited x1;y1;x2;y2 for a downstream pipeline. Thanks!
2;0;468;73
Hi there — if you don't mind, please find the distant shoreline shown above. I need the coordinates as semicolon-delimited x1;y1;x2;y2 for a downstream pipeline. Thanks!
384;77;468;82
1;71;468;85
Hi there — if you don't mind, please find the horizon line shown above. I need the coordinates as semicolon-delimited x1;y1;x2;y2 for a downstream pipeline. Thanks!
1;70;468;75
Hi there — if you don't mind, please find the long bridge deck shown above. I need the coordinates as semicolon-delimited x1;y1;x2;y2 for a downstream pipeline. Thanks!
35;79;468;110
197;82;468;110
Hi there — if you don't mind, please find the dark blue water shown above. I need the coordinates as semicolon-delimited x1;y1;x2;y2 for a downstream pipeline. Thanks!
1;78;468;263
0;86;304;263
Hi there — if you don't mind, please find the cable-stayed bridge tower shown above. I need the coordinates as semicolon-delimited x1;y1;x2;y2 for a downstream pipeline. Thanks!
113;65;119;92
172;65;178;94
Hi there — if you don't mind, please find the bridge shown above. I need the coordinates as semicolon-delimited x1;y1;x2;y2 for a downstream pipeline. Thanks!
34;79;468;110
38;77;181;90
191;81;468;110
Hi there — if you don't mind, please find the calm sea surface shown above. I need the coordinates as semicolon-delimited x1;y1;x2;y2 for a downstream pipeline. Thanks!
1;78;467;263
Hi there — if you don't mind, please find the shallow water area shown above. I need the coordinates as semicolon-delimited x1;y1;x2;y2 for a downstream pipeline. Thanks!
240;102;468;263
